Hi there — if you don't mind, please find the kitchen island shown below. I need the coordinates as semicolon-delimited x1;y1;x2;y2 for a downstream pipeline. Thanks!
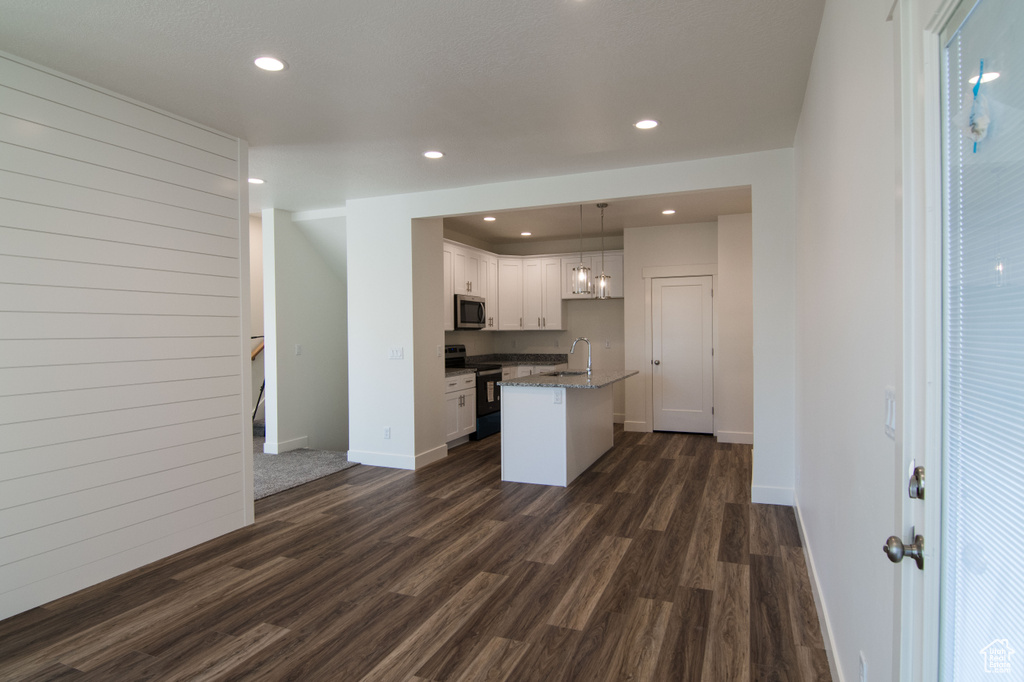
498;370;638;486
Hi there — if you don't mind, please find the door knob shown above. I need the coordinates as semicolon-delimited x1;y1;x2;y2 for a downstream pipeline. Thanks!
883;534;924;570
654;360;661;365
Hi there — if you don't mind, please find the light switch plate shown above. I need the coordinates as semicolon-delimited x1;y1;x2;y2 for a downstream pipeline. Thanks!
885;387;896;440
389;346;404;360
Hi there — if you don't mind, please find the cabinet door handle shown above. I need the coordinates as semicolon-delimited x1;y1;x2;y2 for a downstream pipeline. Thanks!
543;316;546;328
520;317;522;328
467;281;472;292
538;317;541;327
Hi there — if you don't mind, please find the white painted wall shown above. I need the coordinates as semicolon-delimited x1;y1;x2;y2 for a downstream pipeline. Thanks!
346;149;796;495
262;209;348;453
716;214;754;443
623;222;718;434
0;52;251;620
412;218;448;463
792;0;898;679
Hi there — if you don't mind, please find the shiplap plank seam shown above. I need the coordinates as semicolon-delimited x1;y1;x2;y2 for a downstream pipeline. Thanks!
0;112;238;198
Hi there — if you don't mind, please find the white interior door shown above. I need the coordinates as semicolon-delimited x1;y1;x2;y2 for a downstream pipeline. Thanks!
651;276;713;433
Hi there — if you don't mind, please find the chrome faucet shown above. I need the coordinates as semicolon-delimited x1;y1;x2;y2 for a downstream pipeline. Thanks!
570;337;592;375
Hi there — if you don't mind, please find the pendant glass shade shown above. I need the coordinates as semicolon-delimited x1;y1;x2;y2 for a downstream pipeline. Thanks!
572;262;592;295
572;205;592;295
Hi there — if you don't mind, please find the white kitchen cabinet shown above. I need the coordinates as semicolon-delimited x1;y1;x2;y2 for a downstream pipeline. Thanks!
452;246;482;297
522;257;563;330
562;255;594;300
543;258;564;328
483;254;498;330
443;246;454;331
594;251;624;299
561;251;623;299
501;366;514;381
444;373;476;441
497;258;523;330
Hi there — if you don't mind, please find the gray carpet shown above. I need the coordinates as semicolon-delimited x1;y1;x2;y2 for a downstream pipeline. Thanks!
253;435;358;499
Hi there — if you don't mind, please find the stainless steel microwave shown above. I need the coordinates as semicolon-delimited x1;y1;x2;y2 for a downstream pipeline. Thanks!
455;294;486;329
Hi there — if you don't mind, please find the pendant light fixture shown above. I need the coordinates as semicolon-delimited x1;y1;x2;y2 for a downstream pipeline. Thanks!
572;204;592;295
595;202;611;299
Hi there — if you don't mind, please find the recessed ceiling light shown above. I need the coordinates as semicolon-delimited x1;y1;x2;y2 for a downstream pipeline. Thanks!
254;56;286;72
424;151;444;159
969;72;1000;84
634;119;658;129
248;178;265;184
521;232;532;236
662;209;676;215
483;216;496;221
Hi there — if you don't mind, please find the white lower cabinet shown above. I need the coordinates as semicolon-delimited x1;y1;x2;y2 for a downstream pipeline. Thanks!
444;374;476;442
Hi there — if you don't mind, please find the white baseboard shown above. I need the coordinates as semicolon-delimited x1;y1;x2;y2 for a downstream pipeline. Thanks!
750;485;794;506
416;443;448;468
716;430;753;444
264;435;307;454
793;494;843;682
614;412;625;424
623;420;648;432
347;449;416;470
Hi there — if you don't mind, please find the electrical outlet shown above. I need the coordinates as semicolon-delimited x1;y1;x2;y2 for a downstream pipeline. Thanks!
294;344;302;356
553;390;562;405
437;345;442;358
383;427;391;439
859;651;867;682
605;340;611;349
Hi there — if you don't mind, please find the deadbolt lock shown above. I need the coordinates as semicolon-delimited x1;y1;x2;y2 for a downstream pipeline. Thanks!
908;466;925;500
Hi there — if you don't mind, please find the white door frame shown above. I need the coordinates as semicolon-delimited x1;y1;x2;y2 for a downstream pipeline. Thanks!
641;264;717;432
894;0;961;678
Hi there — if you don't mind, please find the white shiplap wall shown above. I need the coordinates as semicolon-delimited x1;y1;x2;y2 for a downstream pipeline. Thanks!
0;53;252;620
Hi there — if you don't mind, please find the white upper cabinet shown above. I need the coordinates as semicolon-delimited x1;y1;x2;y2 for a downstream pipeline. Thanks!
497;258;523;330
444;240;620;332
452;245;482;297
561;251;623;299
523;258;563;330
483;254;498;330
593;251;624;299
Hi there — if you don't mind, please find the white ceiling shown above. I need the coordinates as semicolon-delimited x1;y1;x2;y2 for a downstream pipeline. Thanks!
444;186;752;243
0;0;823;230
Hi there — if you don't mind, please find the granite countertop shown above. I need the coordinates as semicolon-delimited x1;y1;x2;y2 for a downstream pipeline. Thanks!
444;368;476;377
467;353;568;366
499;369;638;390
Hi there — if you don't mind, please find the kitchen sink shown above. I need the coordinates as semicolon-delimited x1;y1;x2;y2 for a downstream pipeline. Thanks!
543;370;590;377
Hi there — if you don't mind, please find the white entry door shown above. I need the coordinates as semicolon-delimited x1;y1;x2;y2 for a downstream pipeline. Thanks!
899;1;1024;678
651;276;713;433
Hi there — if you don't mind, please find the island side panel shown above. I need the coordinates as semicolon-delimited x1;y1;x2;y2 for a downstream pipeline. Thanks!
501;385;569;486
565;385;615;483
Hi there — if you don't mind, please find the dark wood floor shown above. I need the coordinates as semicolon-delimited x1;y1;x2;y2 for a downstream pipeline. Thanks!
0;428;831;681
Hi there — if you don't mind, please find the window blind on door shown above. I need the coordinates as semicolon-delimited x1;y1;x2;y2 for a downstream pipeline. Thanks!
941;0;1024;678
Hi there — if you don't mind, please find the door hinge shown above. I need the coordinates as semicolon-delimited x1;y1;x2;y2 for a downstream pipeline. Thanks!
711;348;714;356
712;406;715;415
711;288;714;297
